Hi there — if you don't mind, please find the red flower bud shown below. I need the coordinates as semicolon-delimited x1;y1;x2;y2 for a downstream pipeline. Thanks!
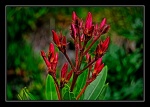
51;53;58;71
97;63;104;74
85;12;92;30
84;12;94;36
62;36;67;46
92;57;104;77
96;36;110;57
41;50;51;68
100;18;106;30
53;53;58;64
101;36;110;53
71;24;77;39
61;63;68;79
101;24;110;34
52;30;61;47
49;52;55;63
94;57;102;71
72;11;77;21
49;43;54;54
41;50;46;57
48;43;55;62
65;70;73;82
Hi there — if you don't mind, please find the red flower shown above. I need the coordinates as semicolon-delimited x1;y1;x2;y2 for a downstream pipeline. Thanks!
51;52;58;71
49;43;54;54
92;57;104;76
96;36;110;57
84;12;94;36
60;63;73;88
41;50;51;68
41;43;59;74
70;24;77;39
52;30;67;53
101;24;110;34
72;11;77;21
61;62;68;79
52;30;61;47
85;12;92;30
48;43;55;62
100;18;106;30
65;70;73;83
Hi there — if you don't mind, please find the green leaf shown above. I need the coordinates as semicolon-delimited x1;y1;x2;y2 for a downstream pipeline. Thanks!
46;74;58;100
63;92;76;100
17;87;25;100
62;84;70;98
97;83;109;100
23;87;36;100
83;65;108;100
63;85;76;100
73;62;88;99
17;87;36;100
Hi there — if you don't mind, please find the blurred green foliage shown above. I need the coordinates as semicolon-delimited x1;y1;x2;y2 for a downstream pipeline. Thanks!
6;6;144;100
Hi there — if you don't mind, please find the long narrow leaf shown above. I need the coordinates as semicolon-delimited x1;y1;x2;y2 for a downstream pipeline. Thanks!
17;87;36;100
73;62;88;99
97;83;109;100
83;65;108;100
63;85;76;100
46;74;58;100
24;87;36;100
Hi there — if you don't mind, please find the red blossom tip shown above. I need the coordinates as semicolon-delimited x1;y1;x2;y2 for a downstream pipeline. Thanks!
102;24;110;34
65;70;73;82
71;24;77;39
62;36;67;46
61;62;68;79
102;36;110;52
41;50;51;68
85;12;92;29
72;11;77;21
97;63;104;74
94;57;102;71
41;50;46;57
100;18;106;30
49;43;54;54
52;30;61;47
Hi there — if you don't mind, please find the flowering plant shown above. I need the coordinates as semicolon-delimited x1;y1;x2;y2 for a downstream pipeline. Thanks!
18;11;110;100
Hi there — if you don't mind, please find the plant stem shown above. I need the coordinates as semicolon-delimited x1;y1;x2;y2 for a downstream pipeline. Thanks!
53;76;61;100
75;43;79;68
70;73;79;92
77;40;88;70
78;31;81;51
60;88;63;100
64;52;76;72
79;58;96;75
76;83;88;100
83;34;102;56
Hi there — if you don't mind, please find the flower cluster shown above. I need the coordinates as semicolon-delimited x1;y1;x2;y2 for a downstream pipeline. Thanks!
41;11;110;100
